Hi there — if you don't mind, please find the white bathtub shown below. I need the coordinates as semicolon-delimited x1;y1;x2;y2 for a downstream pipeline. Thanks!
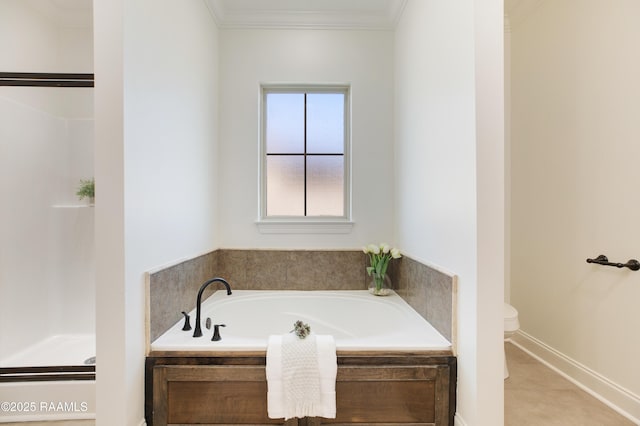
151;290;451;352
0;334;95;423
0;334;95;367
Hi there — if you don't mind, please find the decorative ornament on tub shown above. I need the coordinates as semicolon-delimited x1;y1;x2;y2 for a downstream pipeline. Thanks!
291;320;311;339
363;243;402;296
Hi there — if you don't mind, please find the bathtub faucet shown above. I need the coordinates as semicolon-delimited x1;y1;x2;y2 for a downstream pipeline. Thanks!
193;277;232;338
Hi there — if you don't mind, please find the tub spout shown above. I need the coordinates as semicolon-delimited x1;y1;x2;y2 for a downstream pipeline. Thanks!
193;277;232;338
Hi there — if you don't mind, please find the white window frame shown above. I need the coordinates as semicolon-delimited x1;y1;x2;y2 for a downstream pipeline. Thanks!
257;84;353;234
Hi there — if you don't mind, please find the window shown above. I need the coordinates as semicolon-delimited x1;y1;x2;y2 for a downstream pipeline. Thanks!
259;85;351;232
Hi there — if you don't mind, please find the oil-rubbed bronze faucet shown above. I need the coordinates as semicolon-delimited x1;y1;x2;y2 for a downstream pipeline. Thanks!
212;324;226;341
193;278;232;338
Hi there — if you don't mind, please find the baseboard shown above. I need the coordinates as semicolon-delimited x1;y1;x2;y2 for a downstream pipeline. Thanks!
511;331;640;425
453;412;467;426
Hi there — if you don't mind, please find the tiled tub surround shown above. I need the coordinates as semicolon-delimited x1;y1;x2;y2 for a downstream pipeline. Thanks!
394;255;457;347
147;249;456;346
148;251;218;343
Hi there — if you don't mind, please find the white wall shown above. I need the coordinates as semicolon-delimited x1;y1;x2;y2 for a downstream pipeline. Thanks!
0;1;57;70
91;1;505;424
0;0;94;360
395;1;504;425
0;92;67;358
51;115;95;336
511;0;640;420
94;0;220;424
218;28;394;248
504;18;512;303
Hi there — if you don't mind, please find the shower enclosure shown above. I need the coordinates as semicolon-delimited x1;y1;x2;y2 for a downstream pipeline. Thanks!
0;1;95;421
0;73;96;422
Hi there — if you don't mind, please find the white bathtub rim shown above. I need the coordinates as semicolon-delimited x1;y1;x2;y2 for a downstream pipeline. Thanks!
0;333;96;368
151;289;452;352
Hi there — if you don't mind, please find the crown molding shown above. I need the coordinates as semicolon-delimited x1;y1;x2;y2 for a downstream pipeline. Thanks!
206;0;406;30
388;0;408;29
203;0;221;27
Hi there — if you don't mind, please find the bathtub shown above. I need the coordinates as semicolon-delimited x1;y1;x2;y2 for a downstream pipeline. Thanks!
0;334;95;423
147;290;456;425
151;290;451;352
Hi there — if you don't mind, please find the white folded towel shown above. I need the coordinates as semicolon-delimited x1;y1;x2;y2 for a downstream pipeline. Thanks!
266;333;337;420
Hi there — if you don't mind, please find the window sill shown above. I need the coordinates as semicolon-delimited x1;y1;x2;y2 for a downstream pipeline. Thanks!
256;219;354;234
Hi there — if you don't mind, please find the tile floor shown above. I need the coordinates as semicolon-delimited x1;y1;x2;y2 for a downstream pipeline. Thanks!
505;342;637;426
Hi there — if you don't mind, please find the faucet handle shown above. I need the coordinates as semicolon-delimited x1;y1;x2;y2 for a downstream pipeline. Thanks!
212;324;226;341
181;311;192;331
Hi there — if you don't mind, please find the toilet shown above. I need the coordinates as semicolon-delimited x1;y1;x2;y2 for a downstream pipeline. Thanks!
503;303;520;379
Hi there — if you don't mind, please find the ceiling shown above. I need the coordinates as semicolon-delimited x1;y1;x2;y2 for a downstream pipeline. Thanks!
22;0;407;31
205;0;407;30
22;0;537;32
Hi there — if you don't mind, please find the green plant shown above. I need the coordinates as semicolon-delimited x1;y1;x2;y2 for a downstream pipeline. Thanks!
76;178;95;201
363;243;401;278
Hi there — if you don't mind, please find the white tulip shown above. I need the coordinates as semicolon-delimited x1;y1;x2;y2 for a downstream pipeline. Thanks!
368;243;380;254
381;243;390;254
391;248;401;259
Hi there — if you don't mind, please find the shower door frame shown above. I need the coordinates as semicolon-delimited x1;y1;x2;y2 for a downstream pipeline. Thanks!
0;70;96;383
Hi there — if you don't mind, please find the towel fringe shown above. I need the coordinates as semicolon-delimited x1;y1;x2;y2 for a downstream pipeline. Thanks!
284;402;326;421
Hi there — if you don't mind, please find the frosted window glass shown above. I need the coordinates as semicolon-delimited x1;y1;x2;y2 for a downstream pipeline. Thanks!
307;93;344;154
266;156;304;216
307;156;344;216
266;93;304;153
